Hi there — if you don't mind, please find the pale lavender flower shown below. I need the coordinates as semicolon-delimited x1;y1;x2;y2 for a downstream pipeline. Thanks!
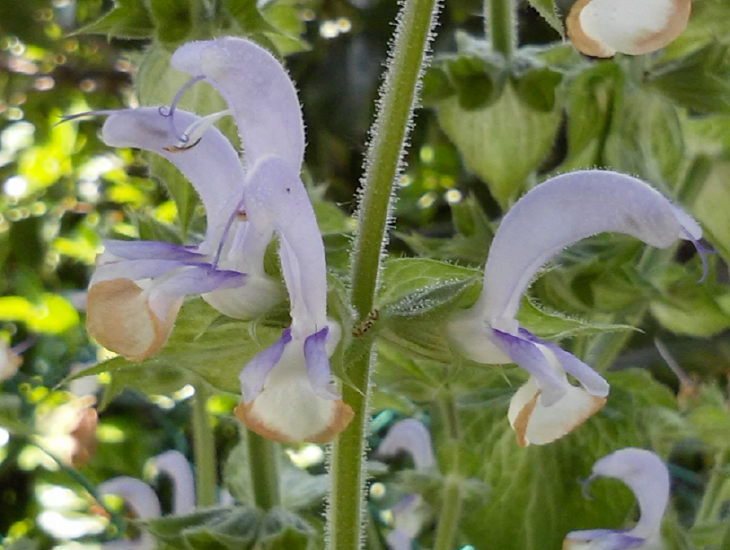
79;38;351;443
377;419;436;550
447;170;702;445
564;448;669;550
98;450;195;549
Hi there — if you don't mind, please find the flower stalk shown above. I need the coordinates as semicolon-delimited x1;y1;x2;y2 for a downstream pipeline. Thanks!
486;0;517;59
192;384;217;507
330;0;440;546
246;430;281;510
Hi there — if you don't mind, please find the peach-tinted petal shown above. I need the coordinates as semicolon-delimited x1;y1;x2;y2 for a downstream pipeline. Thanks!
567;0;691;58
235;398;353;444
86;278;182;362
508;379;606;447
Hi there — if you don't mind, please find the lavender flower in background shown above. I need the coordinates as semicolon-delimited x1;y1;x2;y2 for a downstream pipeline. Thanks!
447;170;703;446
564;448;670;550
98;450;196;549
377;419;436;550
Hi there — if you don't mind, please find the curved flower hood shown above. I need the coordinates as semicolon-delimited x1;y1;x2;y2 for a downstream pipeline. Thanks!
564;448;670;549
448;170;702;445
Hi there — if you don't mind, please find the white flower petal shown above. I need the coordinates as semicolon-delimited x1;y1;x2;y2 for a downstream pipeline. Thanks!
567;0;691;57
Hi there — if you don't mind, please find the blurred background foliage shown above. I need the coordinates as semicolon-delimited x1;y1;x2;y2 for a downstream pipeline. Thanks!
1;0;730;549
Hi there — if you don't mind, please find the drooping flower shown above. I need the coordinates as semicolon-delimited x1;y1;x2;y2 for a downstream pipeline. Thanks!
158;38;352;443
564;448;669;550
231;155;353;443
567;0;691;58
377;419;436;550
447;170;702;446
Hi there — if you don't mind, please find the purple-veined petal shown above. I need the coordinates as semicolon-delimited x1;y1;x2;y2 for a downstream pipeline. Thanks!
378;419;435;471
522;330;609;398
303;327;341;400
103;240;203;262
244;155;329;328
235;335;353;443
147;266;245;322
491;330;567;407
563;529;644;550
151;450;195;515
149;265;245;297
478;170;701;324
567;0;691;58
171;38;305;169
91;258;195;285
239;328;292;404
101;107;245;245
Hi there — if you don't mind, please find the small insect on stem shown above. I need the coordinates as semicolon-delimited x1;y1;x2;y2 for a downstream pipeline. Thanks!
352;309;380;337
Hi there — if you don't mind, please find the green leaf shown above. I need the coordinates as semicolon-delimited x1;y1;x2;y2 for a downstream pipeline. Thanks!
648;42;730;115
76;0;155;39
604;89;685;186
378;258;478;308
524;0;564;35
147;506;261;550
512;67;563;112
398;195;494;264
436;83;561;209
518;297;636;340
148;0;194;46
446;55;506;111
648;265;730;337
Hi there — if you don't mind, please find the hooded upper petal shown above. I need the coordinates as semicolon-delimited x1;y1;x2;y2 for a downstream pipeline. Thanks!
564;448;670;549
150;450;195;515
101;107;245;247
478;170;700;325
378;420;437;471
567;0;691;58
98;477;161;550
171;38;305;170
243;155;329;332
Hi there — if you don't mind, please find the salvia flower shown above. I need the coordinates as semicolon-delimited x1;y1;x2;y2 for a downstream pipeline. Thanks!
81;37;350;443
567;0;691;58
98;450;195;549
84;36;312;361
377;419;436;550
564;448;669;550
447;170;702;446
